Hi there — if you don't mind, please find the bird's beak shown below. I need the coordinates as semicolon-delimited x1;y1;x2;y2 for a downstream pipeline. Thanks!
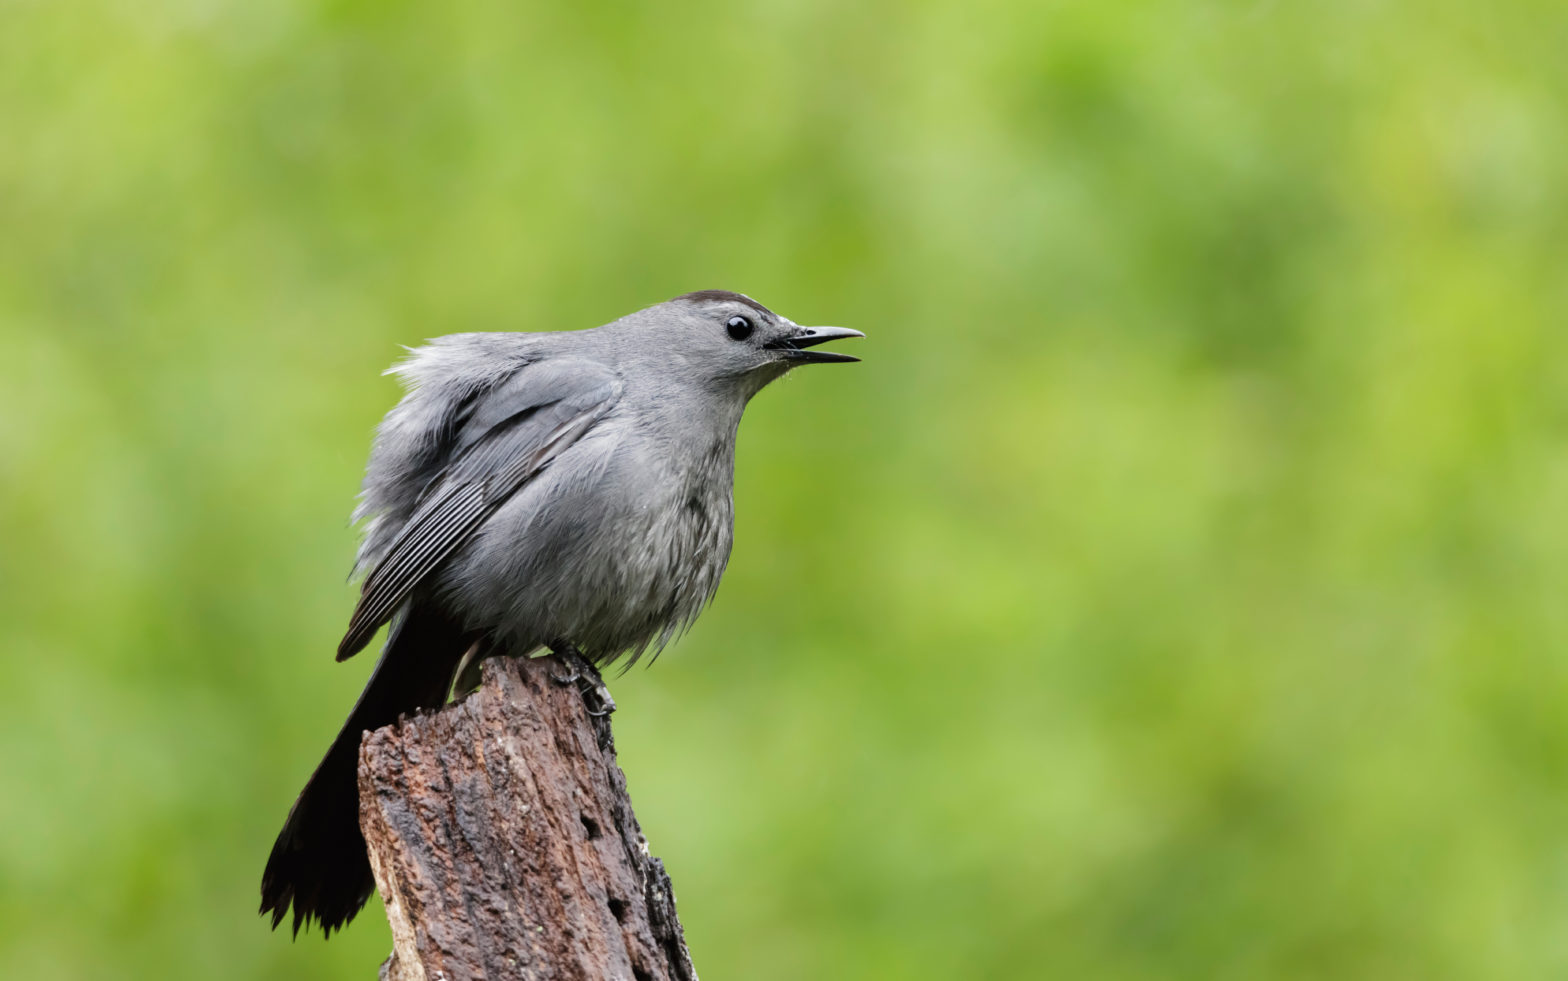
765;325;865;364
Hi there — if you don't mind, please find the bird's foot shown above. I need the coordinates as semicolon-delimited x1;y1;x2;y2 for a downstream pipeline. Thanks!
548;641;615;718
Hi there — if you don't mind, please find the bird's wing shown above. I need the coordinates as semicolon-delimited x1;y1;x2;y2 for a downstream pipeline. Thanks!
336;358;622;661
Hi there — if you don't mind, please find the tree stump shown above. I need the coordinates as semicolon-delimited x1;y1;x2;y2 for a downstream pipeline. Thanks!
357;653;697;981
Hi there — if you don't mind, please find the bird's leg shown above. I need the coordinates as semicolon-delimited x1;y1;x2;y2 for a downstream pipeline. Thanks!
547;640;614;718
450;636;494;698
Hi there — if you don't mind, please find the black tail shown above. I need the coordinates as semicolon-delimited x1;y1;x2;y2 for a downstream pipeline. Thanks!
260;604;474;937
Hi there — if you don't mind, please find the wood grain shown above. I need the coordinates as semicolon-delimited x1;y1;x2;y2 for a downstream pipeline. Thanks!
358;653;697;981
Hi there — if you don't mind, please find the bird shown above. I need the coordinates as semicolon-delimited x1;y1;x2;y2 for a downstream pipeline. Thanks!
260;289;862;937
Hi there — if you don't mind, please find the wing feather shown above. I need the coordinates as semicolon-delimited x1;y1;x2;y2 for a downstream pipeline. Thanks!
337;360;621;660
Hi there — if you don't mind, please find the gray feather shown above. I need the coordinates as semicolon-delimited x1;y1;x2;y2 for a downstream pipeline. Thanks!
263;290;860;935
338;357;622;660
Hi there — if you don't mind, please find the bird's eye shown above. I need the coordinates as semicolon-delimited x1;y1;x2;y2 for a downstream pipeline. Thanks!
725;315;754;341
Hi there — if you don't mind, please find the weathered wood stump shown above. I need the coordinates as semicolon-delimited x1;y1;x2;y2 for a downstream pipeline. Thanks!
358;653;697;981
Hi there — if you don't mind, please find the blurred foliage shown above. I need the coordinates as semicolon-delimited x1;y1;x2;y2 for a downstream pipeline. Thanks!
3;0;1567;977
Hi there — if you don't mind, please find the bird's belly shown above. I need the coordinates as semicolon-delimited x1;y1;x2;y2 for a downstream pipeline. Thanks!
434;431;734;662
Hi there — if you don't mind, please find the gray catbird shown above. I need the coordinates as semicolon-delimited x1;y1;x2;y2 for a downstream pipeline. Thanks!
260;290;861;936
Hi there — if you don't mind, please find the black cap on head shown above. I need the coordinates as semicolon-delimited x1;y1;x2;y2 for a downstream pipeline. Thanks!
673;290;775;319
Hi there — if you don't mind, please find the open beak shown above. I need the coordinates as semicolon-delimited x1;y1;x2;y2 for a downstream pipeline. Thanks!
765;325;865;364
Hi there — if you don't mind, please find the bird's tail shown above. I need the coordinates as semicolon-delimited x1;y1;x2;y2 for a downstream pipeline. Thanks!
260;604;475;937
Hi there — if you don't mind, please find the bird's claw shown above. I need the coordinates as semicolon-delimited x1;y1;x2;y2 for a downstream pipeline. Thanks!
548;642;614;718
548;639;586;684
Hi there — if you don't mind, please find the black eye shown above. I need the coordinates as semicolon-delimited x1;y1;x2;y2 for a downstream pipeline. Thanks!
725;315;754;341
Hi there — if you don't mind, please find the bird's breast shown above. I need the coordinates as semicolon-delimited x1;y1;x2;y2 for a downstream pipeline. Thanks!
441;424;737;661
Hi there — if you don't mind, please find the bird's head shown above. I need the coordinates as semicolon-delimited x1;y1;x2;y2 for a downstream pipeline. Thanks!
619;290;862;399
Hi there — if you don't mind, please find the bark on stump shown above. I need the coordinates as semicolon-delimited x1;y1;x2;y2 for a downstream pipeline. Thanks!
358;653;697;981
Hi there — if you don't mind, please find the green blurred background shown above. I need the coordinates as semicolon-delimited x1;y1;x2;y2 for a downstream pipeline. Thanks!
3;0;1566;977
